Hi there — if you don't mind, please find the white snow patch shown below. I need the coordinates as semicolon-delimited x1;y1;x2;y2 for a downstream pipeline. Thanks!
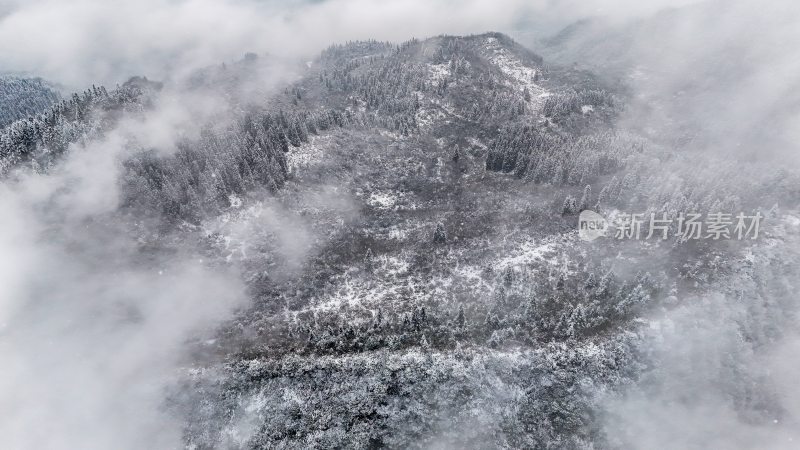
468;137;488;150
364;190;419;213
367;191;399;209
413;91;467;130
430;96;467;121
287;135;327;172
428;63;451;83
415;102;446;131
228;193;242;208
381;255;410;277
495;237;559;270
311;255;415;312
482;36;549;113
454;264;494;293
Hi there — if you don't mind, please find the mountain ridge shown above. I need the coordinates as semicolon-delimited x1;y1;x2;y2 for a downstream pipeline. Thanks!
3;31;799;449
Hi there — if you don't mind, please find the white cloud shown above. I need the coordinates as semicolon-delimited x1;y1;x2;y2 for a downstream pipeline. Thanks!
0;0;700;87
0;83;248;450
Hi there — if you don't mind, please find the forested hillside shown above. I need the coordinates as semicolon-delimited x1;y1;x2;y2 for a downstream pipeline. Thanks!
0;76;60;128
2;32;798;449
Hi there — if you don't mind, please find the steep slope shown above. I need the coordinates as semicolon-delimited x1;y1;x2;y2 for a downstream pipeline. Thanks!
166;34;636;449
0;75;60;128
167;34;799;448
3;31;799;449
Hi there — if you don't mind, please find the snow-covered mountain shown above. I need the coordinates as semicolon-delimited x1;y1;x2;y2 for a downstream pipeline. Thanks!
0;75;60;128
2;31;799;449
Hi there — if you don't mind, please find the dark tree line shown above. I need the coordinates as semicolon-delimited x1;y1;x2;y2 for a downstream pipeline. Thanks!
486;126;632;185
0;76;60;128
0;79;155;173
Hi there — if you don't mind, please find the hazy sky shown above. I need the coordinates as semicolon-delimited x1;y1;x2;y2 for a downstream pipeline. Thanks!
0;0;701;87
1;1;798;449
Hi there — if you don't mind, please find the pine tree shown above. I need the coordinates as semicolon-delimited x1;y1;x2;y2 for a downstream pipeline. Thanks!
594;272;612;300
433;222;447;244
584;273;598;290
579;185;592;211
556;273;566;291
452;145;461;162
502;266;514;288
364;248;374;273
419;334;430;349
562;195;577;215
456;304;466;328
596;185;610;209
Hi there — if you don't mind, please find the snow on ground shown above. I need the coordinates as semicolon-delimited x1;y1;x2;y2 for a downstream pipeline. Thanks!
310;254;429;314
228;194;243;208
428;63;451;83
300;226;578;318
429;96;468;122
415;105;446;131
363;189;420;212
367;191;400;209
378;129;405;140
467;137;488;150
482;36;548;113
453;264;494;294
287;134;328;172
380;255;411;277
362;218;426;242
414;93;448;131
495;236;560;270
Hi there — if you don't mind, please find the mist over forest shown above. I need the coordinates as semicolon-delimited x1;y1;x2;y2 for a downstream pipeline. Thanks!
1;0;799;448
